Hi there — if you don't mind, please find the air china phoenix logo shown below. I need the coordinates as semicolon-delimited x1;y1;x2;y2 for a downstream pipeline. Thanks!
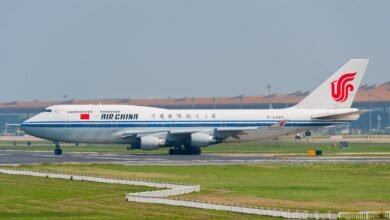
330;72;357;103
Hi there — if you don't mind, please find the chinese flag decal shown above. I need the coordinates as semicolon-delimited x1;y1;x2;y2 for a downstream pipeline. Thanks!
80;114;90;120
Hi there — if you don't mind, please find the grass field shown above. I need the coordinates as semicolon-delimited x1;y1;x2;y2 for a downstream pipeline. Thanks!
0;173;273;220
1;141;389;156
5;163;389;213
1;140;389;218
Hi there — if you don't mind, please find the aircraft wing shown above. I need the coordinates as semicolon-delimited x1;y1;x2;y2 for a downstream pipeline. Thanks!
117;120;287;141
118;129;208;139
118;130;168;138
213;127;259;139
215;120;288;139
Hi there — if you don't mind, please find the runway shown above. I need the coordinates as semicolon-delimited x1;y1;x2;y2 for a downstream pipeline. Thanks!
1;150;390;165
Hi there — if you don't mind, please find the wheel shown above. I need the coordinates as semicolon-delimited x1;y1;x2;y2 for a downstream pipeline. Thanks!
54;148;62;155
184;147;201;155
192;148;201;155
184;147;193;155
169;147;201;155
170;145;184;155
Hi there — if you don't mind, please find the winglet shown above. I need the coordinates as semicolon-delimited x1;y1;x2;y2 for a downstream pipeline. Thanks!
271;120;288;128
267;120;288;130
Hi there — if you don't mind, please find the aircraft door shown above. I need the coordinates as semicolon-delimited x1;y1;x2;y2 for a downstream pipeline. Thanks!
64;112;71;131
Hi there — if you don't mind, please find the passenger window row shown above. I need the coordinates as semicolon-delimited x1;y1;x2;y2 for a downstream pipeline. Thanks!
100;110;120;114
67;110;92;114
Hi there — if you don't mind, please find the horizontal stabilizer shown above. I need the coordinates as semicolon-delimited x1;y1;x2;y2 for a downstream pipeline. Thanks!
311;110;368;120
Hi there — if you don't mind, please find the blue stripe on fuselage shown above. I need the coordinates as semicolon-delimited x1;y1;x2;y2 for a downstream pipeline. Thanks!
20;120;346;128
23;119;352;123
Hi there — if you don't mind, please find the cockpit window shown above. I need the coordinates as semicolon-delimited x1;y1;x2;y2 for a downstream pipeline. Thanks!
45;109;52;113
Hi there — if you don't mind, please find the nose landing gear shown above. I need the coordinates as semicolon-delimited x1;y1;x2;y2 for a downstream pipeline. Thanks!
54;143;62;155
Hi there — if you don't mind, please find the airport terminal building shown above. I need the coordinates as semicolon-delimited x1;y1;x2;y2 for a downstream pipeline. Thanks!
1;82;389;135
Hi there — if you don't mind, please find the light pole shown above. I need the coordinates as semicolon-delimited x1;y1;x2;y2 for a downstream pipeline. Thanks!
266;84;272;109
266;84;271;96
231;94;245;109
368;93;372;141
285;96;288;108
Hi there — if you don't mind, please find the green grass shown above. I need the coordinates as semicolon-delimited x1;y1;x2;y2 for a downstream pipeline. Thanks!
8;163;390;212
204;142;390;155
0;173;273;220
1;141;389;156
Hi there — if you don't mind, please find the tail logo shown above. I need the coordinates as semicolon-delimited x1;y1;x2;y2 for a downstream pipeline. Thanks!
330;72;357;103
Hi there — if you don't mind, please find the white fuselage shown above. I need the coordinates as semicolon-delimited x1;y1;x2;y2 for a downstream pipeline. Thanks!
21;104;356;145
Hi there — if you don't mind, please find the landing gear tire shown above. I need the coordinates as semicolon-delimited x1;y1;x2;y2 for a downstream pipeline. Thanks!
169;148;176;155
169;147;201;155
190;147;201;155
54;144;62;155
54;148;62;155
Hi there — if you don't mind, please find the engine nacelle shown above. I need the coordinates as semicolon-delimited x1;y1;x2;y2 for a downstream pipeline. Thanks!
305;131;312;137
140;136;166;150
191;133;216;148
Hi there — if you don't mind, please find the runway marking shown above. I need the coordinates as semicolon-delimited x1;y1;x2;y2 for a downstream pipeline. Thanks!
83;153;135;157
0;154;12;156
84;156;136;161
38;155;64;158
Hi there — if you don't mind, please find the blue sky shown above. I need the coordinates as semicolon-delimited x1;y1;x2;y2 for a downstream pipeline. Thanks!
0;0;388;101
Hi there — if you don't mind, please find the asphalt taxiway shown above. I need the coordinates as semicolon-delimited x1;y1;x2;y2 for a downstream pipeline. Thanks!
1;150;390;165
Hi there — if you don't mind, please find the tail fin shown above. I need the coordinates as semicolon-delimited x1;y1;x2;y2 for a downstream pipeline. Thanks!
293;59;369;109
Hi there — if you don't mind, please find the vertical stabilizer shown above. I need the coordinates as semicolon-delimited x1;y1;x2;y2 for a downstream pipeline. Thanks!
293;59;369;109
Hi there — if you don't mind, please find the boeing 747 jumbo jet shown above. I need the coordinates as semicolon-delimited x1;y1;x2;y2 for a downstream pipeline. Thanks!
21;59;369;155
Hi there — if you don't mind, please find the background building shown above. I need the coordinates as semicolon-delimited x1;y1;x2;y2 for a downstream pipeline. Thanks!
1;82;389;135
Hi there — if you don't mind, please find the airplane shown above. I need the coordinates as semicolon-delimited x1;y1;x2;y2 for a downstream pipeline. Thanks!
20;59;369;155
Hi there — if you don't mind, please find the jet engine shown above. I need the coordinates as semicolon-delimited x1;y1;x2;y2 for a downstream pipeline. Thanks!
190;133;216;148
139;136;166;150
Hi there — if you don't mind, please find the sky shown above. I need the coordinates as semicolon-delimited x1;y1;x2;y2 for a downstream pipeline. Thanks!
0;0;389;102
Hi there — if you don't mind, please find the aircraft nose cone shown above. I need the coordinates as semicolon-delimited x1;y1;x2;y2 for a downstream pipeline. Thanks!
20;122;31;134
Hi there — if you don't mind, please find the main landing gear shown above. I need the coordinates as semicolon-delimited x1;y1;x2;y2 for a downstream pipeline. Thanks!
169;146;201;155
54;143;63;155
305;130;312;137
